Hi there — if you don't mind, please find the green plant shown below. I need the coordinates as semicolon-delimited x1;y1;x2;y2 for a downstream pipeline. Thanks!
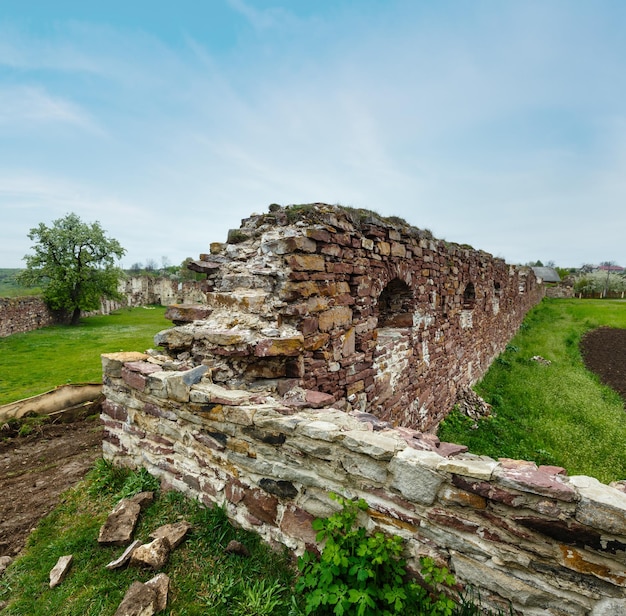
296;493;455;616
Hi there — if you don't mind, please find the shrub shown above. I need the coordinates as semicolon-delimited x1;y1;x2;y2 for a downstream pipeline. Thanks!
296;493;456;616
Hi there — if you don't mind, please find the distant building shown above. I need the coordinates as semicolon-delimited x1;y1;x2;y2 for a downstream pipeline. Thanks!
531;266;561;283
597;264;625;273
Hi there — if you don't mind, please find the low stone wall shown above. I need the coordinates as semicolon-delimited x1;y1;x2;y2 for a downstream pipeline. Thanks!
0;296;59;337
102;352;626;616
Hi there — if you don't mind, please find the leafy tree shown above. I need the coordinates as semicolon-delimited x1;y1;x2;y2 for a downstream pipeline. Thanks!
18;213;126;325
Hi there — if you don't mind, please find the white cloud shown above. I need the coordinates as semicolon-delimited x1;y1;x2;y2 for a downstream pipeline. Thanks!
0;85;103;134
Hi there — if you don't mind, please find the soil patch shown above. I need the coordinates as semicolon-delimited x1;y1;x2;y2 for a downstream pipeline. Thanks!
0;417;102;557
580;327;626;402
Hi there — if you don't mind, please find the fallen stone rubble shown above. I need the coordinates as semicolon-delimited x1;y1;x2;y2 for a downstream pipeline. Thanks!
0;491;195;615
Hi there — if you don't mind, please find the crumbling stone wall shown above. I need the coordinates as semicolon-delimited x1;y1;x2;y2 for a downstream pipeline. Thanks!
158;204;543;430
101;352;626;616
0;277;206;338
0;296;58;337
120;277;207;308
100;205;626;614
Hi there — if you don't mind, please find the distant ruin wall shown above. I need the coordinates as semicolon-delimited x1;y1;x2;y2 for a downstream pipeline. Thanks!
0;277;206;337
101;352;626;616
0;296;59;337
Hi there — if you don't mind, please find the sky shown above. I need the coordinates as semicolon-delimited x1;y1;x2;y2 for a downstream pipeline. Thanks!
1;0;625;270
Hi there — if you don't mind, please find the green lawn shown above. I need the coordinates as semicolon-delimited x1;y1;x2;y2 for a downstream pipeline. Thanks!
438;299;626;483
0;307;170;405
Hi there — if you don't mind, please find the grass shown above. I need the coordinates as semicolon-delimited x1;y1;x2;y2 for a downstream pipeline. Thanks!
0;306;170;405
438;299;626;483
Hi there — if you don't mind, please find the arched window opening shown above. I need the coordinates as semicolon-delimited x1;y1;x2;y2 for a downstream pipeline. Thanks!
378;278;413;327
462;282;476;309
494;281;502;297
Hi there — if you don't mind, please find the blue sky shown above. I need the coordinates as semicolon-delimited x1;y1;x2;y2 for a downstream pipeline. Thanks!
1;0;625;269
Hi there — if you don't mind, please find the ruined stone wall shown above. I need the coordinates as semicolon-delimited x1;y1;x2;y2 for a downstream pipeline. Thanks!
158;204;543;430
0;296;59;337
100;205;626;614
120;277;207;308
101;351;626;616
0;277;206;337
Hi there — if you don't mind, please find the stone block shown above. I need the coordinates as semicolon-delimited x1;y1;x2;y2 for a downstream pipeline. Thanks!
242;487;279;525
280;505;317;545
203;328;252;346
279;281;321;301
146;372;171;399
102;352;149;377
254;336;304;357
262;236;317;254
298;420;342;442
570;476;626;535
389;448;444;505
190;382;251;405
495;461;577;502
437;457;499;481
102;399;128;422
340;453;388;483
165;304;212;323
49;554;73;588
342;430;403;460
121;368;147;391
318;307;353;332
390;242;406;257
153;326;194;350
285;254;326;271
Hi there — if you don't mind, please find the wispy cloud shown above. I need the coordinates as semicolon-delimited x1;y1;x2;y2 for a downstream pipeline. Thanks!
0;85;103;134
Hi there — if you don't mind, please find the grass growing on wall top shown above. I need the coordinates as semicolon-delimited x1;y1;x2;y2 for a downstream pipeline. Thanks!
0;306;170;405
438;299;626;484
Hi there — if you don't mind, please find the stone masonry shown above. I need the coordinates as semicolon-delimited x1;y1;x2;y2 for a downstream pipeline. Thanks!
0;296;59;337
153;203;543;430
99;205;626;614
101;352;626;615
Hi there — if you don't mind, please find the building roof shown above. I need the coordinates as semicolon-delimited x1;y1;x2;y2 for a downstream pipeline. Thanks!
532;267;561;283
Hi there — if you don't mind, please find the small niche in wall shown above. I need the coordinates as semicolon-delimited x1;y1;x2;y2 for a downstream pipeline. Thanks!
462;282;476;309
377;278;414;328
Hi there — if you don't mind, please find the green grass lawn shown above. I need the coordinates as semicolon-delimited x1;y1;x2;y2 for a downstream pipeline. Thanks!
438;298;626;483
0;307;170;405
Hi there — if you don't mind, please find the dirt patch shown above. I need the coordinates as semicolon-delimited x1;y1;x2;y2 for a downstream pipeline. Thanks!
580;327;626;402
0;417;102;557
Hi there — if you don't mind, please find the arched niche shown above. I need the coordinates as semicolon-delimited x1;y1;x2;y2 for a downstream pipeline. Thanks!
462;282;476;310
377;278;414;328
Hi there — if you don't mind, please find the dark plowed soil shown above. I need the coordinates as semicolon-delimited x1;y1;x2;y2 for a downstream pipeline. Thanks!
580;327;626;402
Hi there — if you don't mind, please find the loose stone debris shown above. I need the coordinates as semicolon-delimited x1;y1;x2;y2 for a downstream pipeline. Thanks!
49;554;73;588
98;491;154;546
106;540;143;570
17;493;190;614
